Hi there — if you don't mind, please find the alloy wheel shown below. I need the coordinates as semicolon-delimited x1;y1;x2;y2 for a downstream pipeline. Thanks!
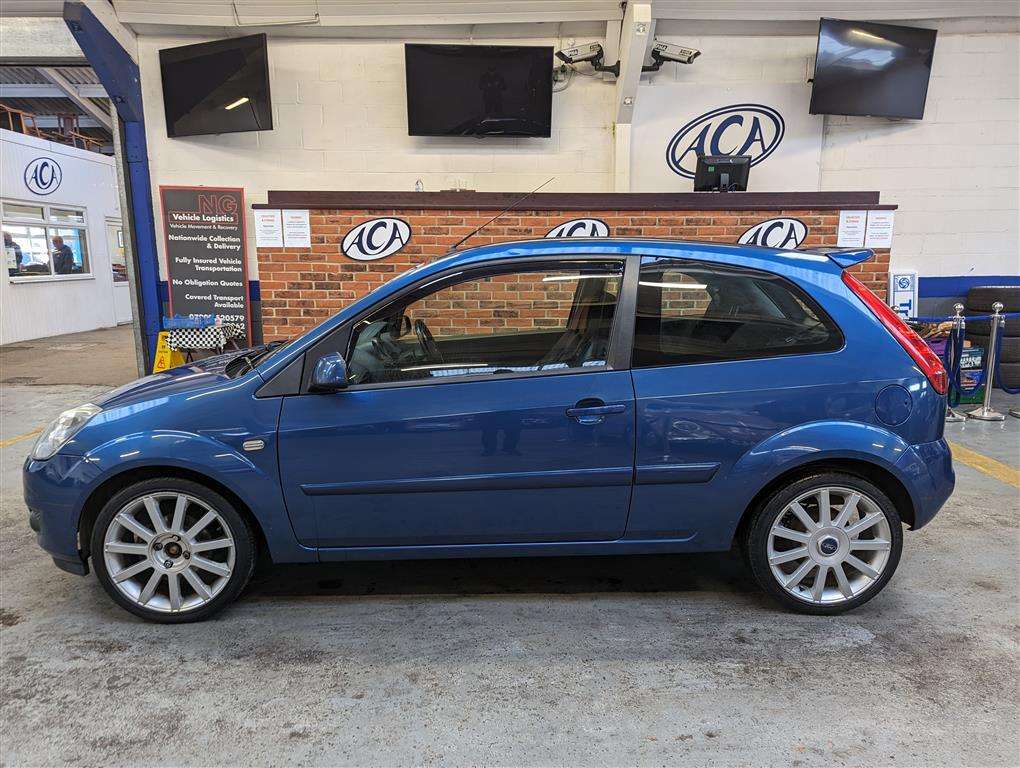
767;486;892;605
102;492;235;613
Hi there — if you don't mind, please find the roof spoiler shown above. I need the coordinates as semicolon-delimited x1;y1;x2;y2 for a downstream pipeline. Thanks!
814;248;875;269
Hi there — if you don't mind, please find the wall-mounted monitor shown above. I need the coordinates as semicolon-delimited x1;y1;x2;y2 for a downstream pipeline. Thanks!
809;18;937;120
405;44;553;137
160;33;273;138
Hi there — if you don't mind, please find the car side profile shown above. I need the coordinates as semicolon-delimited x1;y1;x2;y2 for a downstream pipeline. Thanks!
24;238;955;622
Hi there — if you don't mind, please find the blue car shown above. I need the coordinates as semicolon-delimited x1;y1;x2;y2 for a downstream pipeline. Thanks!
24;239;954;622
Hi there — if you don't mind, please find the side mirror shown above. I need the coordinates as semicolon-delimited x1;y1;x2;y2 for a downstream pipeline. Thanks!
310;352;349;392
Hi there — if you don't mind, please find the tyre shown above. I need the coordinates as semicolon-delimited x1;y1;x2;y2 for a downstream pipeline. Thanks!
965;334;1020;364
745;473;903;615
91;478;256;623
965;285;1020;313
997;362;1020;390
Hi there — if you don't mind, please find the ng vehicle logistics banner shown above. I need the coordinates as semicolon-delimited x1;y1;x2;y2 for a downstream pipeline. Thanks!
159;185;250;343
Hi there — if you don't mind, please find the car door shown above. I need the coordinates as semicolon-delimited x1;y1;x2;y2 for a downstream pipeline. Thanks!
627;255;846;549
277;257;637;550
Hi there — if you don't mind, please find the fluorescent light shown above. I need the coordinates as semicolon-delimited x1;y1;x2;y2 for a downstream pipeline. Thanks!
639;281;707;290
224;96;250;111
542;274;619;282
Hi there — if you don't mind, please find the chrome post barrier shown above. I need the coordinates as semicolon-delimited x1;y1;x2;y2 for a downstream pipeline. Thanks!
945;303;967;422
966;301;1007;421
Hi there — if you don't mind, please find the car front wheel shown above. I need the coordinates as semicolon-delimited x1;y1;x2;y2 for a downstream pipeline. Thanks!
746;473;903;615
91;478;255;623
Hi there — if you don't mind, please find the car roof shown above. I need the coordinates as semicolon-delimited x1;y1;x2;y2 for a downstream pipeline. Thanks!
441;237;842;273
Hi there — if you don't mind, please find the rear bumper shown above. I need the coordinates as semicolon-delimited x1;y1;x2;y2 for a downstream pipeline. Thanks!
895;437;955;529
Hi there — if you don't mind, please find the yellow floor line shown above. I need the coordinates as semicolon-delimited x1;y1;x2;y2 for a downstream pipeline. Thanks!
947;440;1020;490
0;427;42;449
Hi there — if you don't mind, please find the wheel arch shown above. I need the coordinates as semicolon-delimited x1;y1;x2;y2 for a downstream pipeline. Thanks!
731;457;916;550
78;466;272;566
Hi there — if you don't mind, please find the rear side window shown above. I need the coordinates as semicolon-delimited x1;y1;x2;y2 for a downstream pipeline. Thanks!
632;258;843;368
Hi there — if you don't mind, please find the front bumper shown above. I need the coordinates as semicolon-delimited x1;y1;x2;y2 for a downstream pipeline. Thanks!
23;453;102;575
895;437;955;529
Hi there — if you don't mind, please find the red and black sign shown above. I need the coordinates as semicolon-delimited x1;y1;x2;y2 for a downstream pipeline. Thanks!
159;186;250;343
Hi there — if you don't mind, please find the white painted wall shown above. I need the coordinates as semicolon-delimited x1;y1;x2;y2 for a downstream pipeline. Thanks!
0;130;122;344
136;33;615;283
135;21;1018;281
650;23;1019;278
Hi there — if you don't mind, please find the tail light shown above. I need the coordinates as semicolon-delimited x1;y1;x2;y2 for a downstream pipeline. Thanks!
842;271;948;395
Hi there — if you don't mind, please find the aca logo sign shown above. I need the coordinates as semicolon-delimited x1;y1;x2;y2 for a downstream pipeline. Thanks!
546;218;609;238
24;157;62;196
342;218;411;261
738;218;807;249
666;104;785;179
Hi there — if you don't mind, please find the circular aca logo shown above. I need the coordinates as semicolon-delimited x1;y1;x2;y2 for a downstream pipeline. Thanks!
546;218;610;238
666;104;785;179
342;218;411;261
24;157;62;195
738;218;807;249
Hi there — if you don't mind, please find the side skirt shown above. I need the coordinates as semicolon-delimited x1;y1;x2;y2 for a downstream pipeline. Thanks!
315;535;723;562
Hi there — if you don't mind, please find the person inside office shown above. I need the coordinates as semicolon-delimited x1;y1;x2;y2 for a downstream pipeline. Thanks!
4;231;23;276
51;235;76;274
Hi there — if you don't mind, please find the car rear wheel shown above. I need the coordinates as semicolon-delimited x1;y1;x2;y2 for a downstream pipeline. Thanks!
91;478;255;623
746;473;903;615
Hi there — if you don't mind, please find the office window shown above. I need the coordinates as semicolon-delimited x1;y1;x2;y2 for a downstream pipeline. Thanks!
633;258;843;367
3;200;91;279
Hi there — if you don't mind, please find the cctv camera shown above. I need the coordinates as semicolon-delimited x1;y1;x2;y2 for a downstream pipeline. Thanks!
650;40;701;65
556;42;604;65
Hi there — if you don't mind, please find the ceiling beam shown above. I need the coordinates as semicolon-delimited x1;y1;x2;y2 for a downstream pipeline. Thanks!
614;1;651;124
110;0;624;27
37;66;112;129
0;83;107;98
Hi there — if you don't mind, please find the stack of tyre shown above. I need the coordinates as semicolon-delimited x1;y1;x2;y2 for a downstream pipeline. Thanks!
965;286;1020;389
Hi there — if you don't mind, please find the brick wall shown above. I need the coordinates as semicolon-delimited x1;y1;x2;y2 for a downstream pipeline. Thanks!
257;207;890;341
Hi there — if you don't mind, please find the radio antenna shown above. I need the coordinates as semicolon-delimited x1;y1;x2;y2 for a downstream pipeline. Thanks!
447;177;555;252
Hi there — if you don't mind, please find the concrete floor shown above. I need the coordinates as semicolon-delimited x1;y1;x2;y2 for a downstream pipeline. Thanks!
1;330;1018;766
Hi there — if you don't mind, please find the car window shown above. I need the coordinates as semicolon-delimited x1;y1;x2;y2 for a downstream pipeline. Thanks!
346;261;623;385
633;258;842;368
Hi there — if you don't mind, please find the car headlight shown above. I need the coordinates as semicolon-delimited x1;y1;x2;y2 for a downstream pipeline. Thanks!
31;403;102;460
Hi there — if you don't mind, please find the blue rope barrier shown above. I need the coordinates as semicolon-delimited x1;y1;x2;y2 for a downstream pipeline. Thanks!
906;311;1020;323
941;324;986;405
917;312;1019;400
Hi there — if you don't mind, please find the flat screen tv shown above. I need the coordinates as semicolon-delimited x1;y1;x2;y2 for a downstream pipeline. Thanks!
160;33;272;138
405;44;553;137
809;18;937;119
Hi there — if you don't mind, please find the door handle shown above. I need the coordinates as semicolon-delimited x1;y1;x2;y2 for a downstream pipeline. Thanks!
566;400;627;425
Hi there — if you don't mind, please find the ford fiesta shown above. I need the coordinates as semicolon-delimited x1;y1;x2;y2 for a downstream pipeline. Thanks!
24;239;954;622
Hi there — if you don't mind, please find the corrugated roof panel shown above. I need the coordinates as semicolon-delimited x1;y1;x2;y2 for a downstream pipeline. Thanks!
55;66;101;85
0;66;49;85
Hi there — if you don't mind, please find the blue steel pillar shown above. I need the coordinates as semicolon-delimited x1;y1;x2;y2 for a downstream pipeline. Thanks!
64;2;162;368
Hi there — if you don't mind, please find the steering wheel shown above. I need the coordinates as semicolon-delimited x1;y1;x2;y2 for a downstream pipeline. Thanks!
414;319;444;363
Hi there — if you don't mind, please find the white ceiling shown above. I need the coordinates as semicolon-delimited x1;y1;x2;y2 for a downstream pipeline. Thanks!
4;0;1018;28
